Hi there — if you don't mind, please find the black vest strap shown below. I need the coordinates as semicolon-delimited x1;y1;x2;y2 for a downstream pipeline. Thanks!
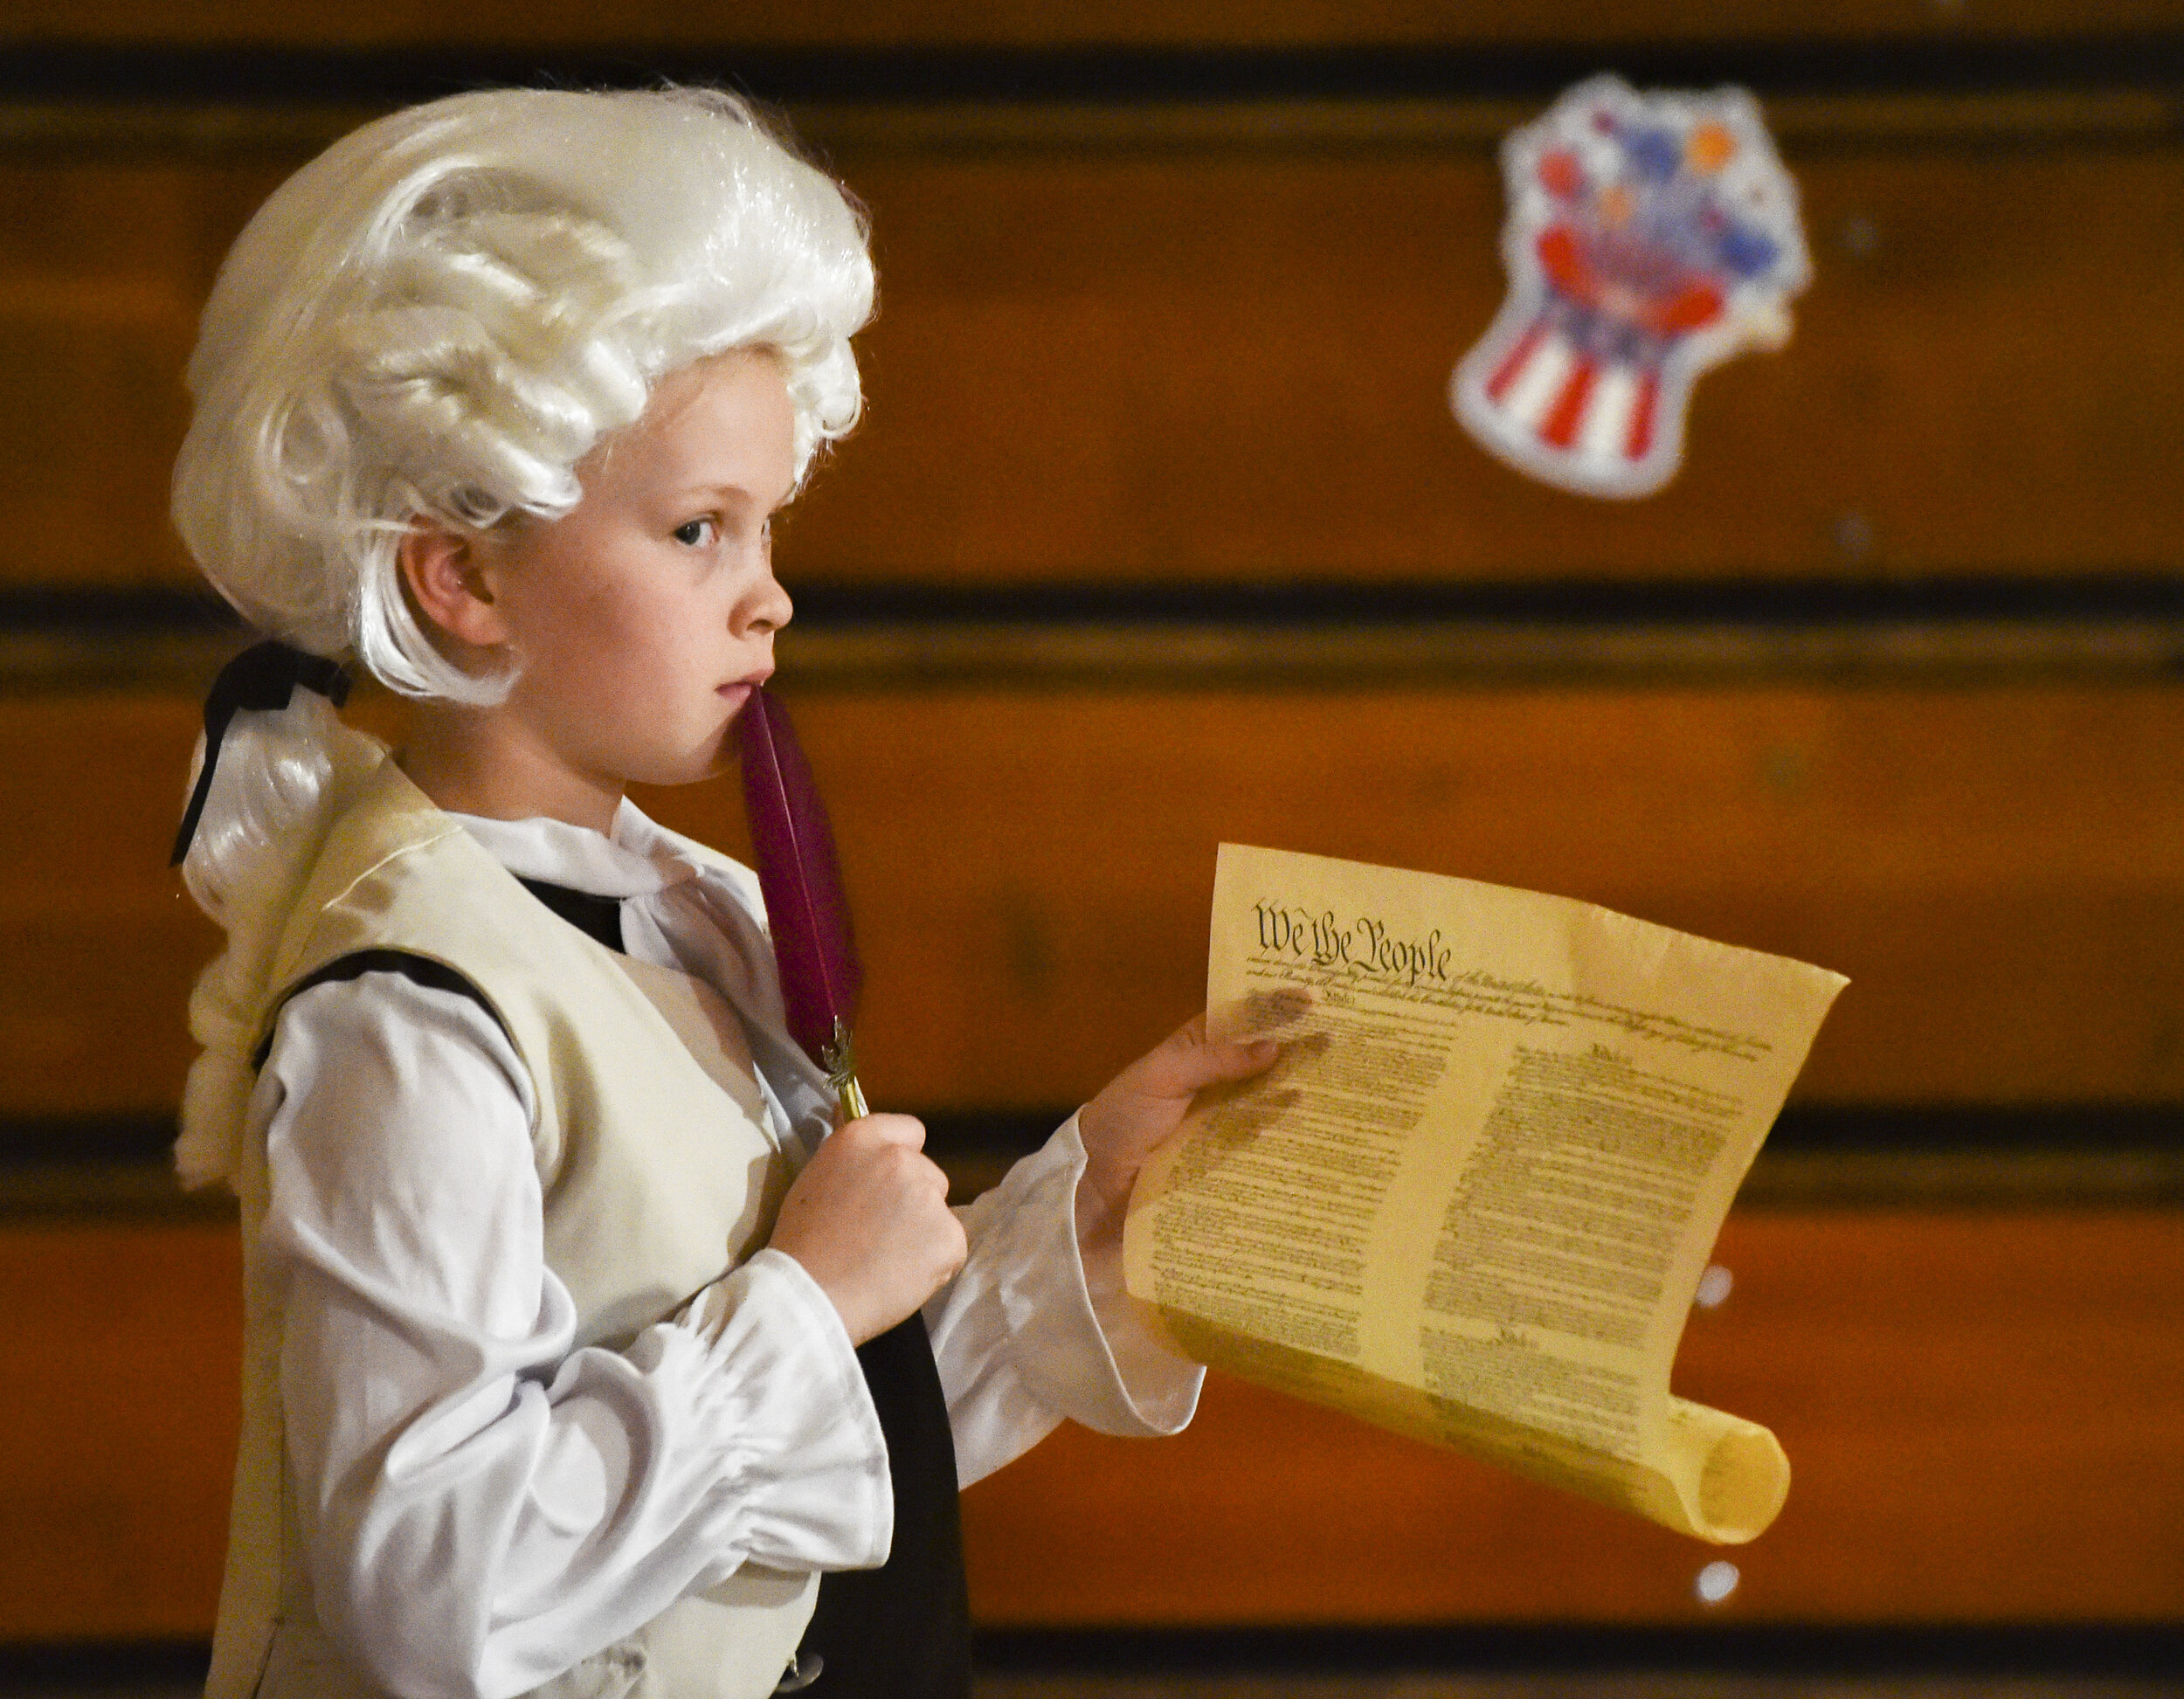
250;876;605;1074
252;950;506;1071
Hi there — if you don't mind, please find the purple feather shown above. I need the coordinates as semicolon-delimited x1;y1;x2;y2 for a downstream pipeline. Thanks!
737;687;865;1091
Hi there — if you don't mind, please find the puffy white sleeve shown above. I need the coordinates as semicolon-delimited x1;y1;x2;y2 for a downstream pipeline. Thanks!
257;973;890;1699
923;1114;1204;1488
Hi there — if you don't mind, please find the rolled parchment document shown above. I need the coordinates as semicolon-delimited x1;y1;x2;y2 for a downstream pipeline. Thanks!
1124;845;1846;1544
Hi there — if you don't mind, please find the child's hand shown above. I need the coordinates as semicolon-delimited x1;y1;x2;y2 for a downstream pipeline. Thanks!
771;1115;968;1345
1075;997;1303;1247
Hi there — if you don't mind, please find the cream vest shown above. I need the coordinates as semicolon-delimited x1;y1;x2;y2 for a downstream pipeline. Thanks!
207;758;840;1699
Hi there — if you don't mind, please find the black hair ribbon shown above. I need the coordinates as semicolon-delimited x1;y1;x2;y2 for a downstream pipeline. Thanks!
169;639;353;867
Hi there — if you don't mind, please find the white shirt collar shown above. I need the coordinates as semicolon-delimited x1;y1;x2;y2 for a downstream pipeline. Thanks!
447;799;697;900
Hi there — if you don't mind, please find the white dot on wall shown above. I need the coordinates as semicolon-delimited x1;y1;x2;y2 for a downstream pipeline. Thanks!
1695;1560;1741;1605
1694;1265;1734;1309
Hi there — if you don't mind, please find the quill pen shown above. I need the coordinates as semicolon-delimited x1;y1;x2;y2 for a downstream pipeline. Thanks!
737;685;868;1122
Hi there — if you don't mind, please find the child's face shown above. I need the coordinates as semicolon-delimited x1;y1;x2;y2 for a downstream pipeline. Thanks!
470;349;798;795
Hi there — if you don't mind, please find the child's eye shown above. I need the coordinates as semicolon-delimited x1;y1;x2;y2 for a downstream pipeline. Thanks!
672;517;716;548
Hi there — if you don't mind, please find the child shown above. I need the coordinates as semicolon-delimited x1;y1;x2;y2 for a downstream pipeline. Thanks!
169;87;1278;1699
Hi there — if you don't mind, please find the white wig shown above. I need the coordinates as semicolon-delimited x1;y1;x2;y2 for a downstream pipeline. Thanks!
173;85;874;701
169;88;873;1188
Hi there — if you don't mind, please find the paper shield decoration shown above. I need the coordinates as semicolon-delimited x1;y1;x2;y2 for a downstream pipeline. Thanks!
1452;75;1810;500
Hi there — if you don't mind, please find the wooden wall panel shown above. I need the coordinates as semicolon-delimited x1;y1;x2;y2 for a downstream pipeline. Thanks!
1;1207;2174;1640
652;682;2184;1108
5;2;2178;49
0;1220;239;1641
0;693;216;1119
962;1208;2184;1625
0;159;286;591
2;143;2180;590
10;681;2182;1123
792;145;2184;584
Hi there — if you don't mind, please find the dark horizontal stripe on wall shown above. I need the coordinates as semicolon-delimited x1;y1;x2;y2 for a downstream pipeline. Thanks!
0;1114;177;1163
924;1101;2184;1158
8;1106;2182;1218
3;91;2178;158
0;590;243;693
15;577;2184;633
15;624;2184;692
10;581;2184;693
974;1623;2184;1679
11;1101;2184;1160
0;588;242;634
1;1629;2178;1682
3;38;2184;113
781;575;2184;627
0;1641;208;1687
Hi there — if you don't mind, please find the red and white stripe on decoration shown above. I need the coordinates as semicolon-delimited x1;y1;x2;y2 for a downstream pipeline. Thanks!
1464;313;1669;494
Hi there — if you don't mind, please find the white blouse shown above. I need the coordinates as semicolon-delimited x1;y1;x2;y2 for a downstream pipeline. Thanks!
248;802;1200;1699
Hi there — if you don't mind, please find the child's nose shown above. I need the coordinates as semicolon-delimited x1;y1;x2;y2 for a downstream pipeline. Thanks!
740;566;793;637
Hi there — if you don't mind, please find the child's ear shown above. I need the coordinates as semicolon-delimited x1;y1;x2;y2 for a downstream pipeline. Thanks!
398;523;512;652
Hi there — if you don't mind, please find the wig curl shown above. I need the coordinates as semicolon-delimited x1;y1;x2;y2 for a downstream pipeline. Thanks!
173;86;874;701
